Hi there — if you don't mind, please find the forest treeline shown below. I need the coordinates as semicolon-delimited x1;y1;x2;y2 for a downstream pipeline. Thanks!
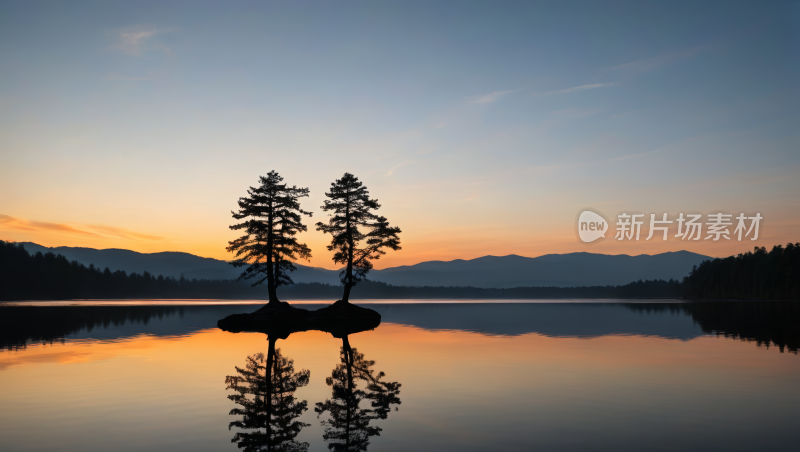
278;279;683;299
683;243;799;300
2;240;798;301
1;241;680;300
0;241;256;300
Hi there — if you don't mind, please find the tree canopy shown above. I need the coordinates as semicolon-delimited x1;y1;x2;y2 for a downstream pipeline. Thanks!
316;173;401;303
228;171;312;303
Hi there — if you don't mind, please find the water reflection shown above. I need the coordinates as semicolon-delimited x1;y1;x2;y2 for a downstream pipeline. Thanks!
226;334;311;452
0;305;186;350
1;302;798;354
624;301;799;353
316;334;401;451
0;305;254;350
0;303;798;452
221;318;402;452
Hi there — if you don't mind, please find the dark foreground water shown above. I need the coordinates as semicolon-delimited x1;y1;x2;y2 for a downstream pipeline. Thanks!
1;300;798;452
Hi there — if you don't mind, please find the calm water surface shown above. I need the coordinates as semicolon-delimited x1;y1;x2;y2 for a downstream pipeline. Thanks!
1;301;798;452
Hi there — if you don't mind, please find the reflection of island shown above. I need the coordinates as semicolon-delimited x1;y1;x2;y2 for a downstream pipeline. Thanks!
226;335;311;452
5;302;797;355
217;300;382;339
315;334;401;451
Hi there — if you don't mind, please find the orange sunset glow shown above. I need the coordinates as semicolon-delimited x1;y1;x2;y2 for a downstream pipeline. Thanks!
2;209;795;269
2;324;794;376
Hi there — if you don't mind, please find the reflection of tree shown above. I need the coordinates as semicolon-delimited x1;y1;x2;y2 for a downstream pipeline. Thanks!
625;301;799;353
226;337;311;451
1;305;184;351
315;335;401;451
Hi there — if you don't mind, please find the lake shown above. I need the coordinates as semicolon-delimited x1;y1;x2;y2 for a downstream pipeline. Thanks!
1;300;798;452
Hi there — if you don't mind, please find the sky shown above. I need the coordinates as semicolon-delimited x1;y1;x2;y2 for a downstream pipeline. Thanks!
1;0;798;270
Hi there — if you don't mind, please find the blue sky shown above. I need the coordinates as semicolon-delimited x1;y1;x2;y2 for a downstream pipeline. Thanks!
1;1;798;266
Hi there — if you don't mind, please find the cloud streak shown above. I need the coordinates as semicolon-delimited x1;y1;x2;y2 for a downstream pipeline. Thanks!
105;75;153;81
384;161;414;177
600;148;660;163
113;25;177;56
550;108;602;119
456;195;479;203
543;83;615;95
605;43;714;76
0;215;164;241
469;90;515;104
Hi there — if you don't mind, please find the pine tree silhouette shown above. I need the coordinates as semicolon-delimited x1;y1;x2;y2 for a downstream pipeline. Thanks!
316;173;401;303
228;171;313;304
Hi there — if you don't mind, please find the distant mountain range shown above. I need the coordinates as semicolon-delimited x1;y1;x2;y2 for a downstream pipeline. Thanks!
17;242;711;288
18;242;336;284
373;252;712;287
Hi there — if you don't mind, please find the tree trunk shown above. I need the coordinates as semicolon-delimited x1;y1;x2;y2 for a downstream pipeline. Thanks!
267;283;279;304
343;335;353;449
342;283;352;303
266;205;279;304
343;195;354;304
265;336;276;449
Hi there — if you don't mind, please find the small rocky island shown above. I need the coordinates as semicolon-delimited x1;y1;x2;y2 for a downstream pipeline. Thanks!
217;300;382;338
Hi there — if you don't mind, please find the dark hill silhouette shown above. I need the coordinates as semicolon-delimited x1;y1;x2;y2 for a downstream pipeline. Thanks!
19;242;338;283
371;251;711;287
17;242;710;288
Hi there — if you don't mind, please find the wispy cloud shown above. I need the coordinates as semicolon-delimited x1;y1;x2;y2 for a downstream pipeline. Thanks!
85;225;164;241
113;24;177;56
600;148;660;163
469;90;515;104
0;214;100;236
550;108;601;119
105;74;153;81
384;161;414;177
456;195;479;203
605;43;714;76
543;83;615;95
0;215;164;241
